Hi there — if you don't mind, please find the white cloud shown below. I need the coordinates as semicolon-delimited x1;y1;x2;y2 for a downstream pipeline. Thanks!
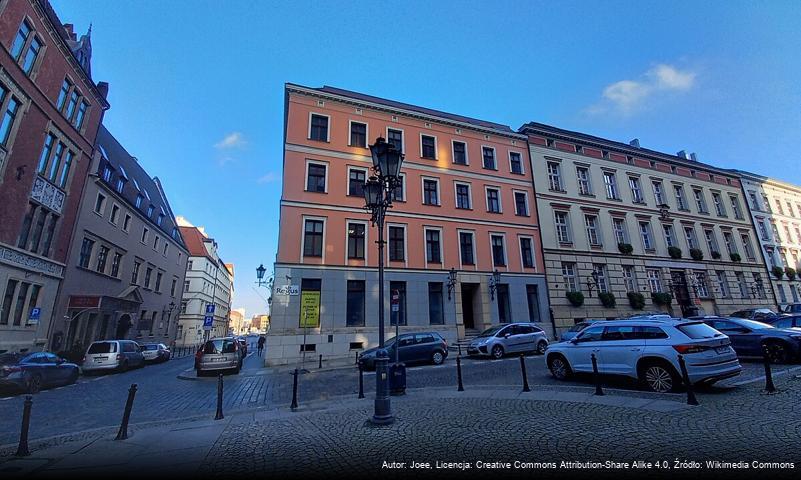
257;172;279;184
214;132;247;149
588;64;697;116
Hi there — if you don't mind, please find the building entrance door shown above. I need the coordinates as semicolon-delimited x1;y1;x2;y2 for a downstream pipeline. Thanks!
670;271;693;316
461;283;477;330
116;314;132;339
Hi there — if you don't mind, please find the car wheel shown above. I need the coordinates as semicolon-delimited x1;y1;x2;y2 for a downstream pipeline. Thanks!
763;341;789;364
67;369;79;385
26;374;42;394
536;341;548;355
491;345;505;359
639;361;679;393
119;361;129;373
431;351;445;365
547;355;572;380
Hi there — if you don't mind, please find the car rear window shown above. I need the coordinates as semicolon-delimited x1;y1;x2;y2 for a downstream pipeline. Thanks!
88;342;117;354
203;339;237;354
141;344;158;351
677;322;722;339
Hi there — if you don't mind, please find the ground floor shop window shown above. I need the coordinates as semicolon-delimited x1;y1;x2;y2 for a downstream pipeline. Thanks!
526;284;540;322
428;282;444;325
346;280;365;327
497;284;510;323
300;279;321;328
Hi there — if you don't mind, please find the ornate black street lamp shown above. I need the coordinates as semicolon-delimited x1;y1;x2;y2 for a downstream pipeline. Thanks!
586;270;600;297
658;203;671;220
256;264;268;287
447;268;457;301
363;136;404;425
489;269;501;300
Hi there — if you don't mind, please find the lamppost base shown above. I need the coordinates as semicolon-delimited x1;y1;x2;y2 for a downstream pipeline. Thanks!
369;412;395;425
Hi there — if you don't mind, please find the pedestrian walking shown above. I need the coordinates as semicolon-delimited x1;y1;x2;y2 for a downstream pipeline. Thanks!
257;336;265;357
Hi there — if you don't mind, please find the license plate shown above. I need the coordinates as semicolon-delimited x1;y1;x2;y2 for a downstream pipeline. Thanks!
211;358;226;362
95;357;107;362
715;346;729;354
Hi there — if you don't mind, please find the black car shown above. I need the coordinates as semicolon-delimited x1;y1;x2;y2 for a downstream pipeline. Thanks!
0;352;80;394
359;332;448;369
696;317;801;363
729;308;778;321
765;315;801;329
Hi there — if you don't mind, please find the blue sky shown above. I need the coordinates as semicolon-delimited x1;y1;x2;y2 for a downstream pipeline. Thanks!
51;0;801;318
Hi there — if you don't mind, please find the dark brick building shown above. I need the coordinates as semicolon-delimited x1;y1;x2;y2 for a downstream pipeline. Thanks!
0;0;109;352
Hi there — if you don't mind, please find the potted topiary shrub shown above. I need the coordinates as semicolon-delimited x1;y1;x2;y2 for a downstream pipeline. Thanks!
617;243;634;255
772;266;785;279
651;292;673;306
711;251;721;260
668;246;683;259
627;292;645;310
730;253;742;262
785;267;797;281
690;248;704;261
565;291;585;307
598;292;616;308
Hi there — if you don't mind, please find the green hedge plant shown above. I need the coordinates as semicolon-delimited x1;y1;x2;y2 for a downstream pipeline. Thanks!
566;291;585;307
598;292;616;308
627;292;645;310
668;246;683;259
651;292;673;306
617;243;634;255
690;248;704;261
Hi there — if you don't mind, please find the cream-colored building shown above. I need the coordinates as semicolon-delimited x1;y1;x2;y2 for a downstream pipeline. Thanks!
737;171;801;308
520;122;776;334
229;308;246;335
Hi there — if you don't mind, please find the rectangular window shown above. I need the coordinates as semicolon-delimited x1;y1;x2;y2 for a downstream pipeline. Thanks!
78;238;94;268
144;267;153;288
639;221;654;250
547;162;563;191
389;226;405;261
391;174;404;202
603;172;619;199
613;218;628;244
741;234;756;260
425;229;441;263
736;272;748;297
170;278;177;297
47;142;66;183
497;284;511;323
526;285;540;323
346;280;365;327
349;122;366;148
491;235;506;267
309;114;329;141
347;222;365;260
674;185;688;210
652;181;666;205
482;147;496;170
36;134;55;175
389;281;407;326
12;282;29;326
306;163;326;192
452;141;467;165
622;266;637;292
554;211;571;243
0;92;20;147
514;191;528;216
459;232;474;265
704;229;719;255
27;208;47;253
593;264;609;293
132;261;141;285
123;214;131;232
110;252;122;278
421;135;436;159
22;37;42;75
74;101;88;130
695;271;710;298
112;205;124;228
303;219;324;257
96;245;109;273
629;177;644;203
94;193;106;215
0;280;18;325
141;227;148;243
423;179;439;205
716;271;729;297
684;226;698;249
135;194;143;209
386;128;404;152
576;166;592;195
758;220;770;240
693;189;708;213
348;168;366;197
509;152;523;174
647;269;662;293
723;232;736;255
155;272;163;292
486;188;501;213
753;272;766;298
520;237;534;268
428;283;444;325
585;215;601;246
39;214;57;257
66;90;79;121
712;192;726;216
562;262;578;292
11;21;31;60
455;183;471;209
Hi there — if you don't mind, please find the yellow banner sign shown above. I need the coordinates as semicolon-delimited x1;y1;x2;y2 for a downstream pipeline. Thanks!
300;291;320;328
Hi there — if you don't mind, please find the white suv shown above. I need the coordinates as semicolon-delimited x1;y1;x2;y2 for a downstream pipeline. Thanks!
546;318;742;393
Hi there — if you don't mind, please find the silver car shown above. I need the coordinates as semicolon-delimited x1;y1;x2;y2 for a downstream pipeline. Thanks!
467;323;549;359
82;340;145;374
139;343;171;363
195;337;242;375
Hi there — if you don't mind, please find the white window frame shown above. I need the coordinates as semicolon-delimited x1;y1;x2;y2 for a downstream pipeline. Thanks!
485;186;502;214
451;140;469;165
512;189;529;216
612;217;629;244
481;145;497;170
518;234;536;270
344;219;369;263
508;150;524;175
647;269;663;293
423;226;444;267
386;222;408;267
300;215;327;263
622;265;637;292
419;133;437;160
693;188;708;213
684;226;698;250
421;176;441;206
346;165;369;197
109;202;120;226
603;171;618;199
456;229;477;270
652;180;666;205
347;120;369;148
453;181;472;210
576;166;592;195
639;220;654;251
628;176;644;204
307;112;331;142
585;214;602;246
712;192;726;216
662;223;676;247
489;232;508;269
554;210;572;244
704;229;719;254
391;172;407;202
94;192;107;216
304;159;329;193
562;262;579;292
386;126;405;153
547;161;563;191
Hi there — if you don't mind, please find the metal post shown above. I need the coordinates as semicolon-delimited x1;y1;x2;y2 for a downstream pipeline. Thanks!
214;374;224;420
318;354;322;369
358;363;365;399
591;353;604;396
115;384;138;440
519;354;530;392
458;344;462;357
677;354;699;405
371;350;393;424
290;368;299;410
762;346;777;393
456;354;464;392
15;396;32;456
355;351;359;365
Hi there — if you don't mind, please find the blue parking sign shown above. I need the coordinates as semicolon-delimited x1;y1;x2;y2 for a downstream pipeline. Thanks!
27;307;41;325
203;315;214;330
205;304;216;315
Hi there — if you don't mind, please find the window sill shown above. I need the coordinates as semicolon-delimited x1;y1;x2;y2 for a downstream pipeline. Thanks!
510;171;525;176
607;197;622;202
549;189;567;194
483;166;499;171
456;207;473;211
303;190;328;194
307;138;330;143
558;242;574;248
421;156;436;161
644;249;656;254
423;203;441;207
515;213;530;217
579;193;595;198
632;201;647;206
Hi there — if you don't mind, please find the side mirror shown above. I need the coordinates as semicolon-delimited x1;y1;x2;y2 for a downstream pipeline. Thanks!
503;333;511;339
56;358;65;364
570;337;579;344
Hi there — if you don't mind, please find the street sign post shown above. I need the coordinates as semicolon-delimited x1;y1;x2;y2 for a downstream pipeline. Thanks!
391;290;400;364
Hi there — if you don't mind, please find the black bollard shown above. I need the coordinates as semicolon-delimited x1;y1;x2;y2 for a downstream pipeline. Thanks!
15;396;33;456
458;344;462;357
762;346;777;393
318;354;323;369
355;351;359;365
358;363;365;399
290;368;299;410
115;384;138;440
519;354;531;392
456;355;464;392
677;355;699;405
214;374;224;420
591;353;604;396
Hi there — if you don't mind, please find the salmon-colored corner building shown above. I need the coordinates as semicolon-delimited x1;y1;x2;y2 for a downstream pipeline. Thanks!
266;84;550;366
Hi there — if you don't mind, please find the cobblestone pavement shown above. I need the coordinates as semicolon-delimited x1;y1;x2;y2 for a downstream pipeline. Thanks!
0;346;797;448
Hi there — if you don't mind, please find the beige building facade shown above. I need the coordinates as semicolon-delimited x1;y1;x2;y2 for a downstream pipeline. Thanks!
520;123;776;334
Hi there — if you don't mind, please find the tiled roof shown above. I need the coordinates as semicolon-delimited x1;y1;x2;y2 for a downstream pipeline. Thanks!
179;226;212;260
290;83;517;135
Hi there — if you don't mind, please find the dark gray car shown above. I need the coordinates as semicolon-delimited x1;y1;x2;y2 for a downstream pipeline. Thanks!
359;332;448;369
0;352;79;393
696;317;801;363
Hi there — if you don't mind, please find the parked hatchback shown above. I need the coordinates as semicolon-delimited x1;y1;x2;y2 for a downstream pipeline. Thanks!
139;343;171;363
559;319;605;343
468;323;549;358
195;337;242;375
359;332;448;369
730;308;778;321
764;315;801;329
82;340;145;374
696;317;801;363
0;352;79;394
546;318;741;393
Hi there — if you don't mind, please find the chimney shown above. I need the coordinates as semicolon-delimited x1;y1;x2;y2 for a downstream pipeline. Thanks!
629;138;640;148
96;81;109;99
63;23;74;39
690;152;698;162
677;150;690;159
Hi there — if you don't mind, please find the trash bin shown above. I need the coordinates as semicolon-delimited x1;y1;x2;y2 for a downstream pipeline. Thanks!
389;363;406;396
